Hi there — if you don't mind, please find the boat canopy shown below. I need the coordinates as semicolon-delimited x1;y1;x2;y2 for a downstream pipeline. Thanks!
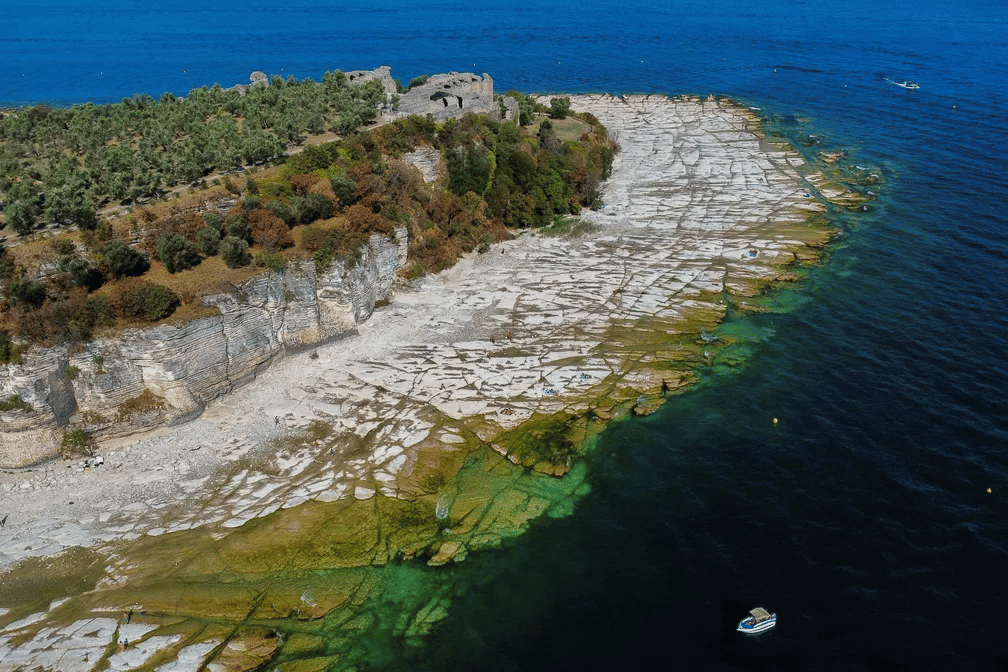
749;607;772;621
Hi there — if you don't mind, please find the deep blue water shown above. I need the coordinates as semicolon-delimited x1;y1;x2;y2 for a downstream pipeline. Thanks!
5;0;1008;668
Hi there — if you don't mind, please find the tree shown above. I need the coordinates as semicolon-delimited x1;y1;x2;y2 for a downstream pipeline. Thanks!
538;119;560;154
115;280;179;321
65;258;104;291
6;277;47;308
103;242;149;279
294;193;334;226
157;233;201;273
248;209;293;251
4;181;43;236
226;215;250;241
43;159;98;229
219;235;250;268
196;226;221;255
329;174;358;208
447;143;494;197
549;97;571;119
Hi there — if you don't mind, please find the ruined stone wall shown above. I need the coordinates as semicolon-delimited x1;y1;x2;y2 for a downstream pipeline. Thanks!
0;228;408;468
391;72;500;122
234;66;516;124
345;65;399;99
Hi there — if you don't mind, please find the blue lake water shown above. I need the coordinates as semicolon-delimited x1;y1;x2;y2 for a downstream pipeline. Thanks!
4;0;1008;668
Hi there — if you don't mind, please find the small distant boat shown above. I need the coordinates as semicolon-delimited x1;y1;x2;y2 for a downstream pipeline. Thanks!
737;607;777;635
885;78;920;90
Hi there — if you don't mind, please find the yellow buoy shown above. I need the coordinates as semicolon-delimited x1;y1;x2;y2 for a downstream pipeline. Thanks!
988;487;993;494
773;417;778;425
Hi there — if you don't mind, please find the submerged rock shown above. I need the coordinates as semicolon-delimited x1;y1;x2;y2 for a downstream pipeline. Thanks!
0;91;846;672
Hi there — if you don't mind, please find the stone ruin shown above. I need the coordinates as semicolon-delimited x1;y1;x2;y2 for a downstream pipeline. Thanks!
235;66;518;124
309;66;517;124
345;65;399;99
391;71;500;122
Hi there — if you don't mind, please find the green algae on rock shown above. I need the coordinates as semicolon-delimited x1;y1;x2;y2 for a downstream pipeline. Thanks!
0;94;871;671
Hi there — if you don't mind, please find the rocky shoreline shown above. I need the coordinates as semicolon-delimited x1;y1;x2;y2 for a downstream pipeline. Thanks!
0;94;860;671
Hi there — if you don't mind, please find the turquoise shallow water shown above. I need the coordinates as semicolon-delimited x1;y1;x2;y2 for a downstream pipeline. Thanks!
4;0;1008;667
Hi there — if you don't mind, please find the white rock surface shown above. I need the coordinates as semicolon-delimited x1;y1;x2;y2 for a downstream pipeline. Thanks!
1;95;834;671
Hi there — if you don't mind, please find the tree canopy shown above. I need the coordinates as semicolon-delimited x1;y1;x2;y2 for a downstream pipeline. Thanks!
0;94;616;352
0;72;387;233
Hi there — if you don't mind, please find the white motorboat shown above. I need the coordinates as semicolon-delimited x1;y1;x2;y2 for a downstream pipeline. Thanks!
736;607;777;635
885;77;920;90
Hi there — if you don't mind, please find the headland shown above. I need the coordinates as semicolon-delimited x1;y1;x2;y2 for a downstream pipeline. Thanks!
0;78;865;671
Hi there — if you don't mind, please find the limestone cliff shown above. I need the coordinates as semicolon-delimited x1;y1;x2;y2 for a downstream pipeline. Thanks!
0;228;408;468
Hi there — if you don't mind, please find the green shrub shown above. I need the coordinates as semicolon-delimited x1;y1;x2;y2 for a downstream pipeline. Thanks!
0;329;22;364
254;251;285;272
204;212;222;230
65;258;103;290
157;233;201;273
13;293;116;345
85;295;117;328
478;234;494;254
284;143;342;175
294;193;334;226
66;365;80;380
51;238;77;255
0;245;15;280
60;428;95;458
196;226;221;255
94;220;113;242
226;215;249;241
549;97;571;119
219;235;250;268
266;200;296;226
408;74;429;90
0;393;32;413
6;277;47;308
116;281;180;321
329;174;357;208
258;179;295;200
104;242;149;279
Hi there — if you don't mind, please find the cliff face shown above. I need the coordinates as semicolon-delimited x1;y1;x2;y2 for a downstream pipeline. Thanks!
0;228;408;468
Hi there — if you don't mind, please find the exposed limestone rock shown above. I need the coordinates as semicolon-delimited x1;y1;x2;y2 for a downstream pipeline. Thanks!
0;93;855;672
0;228;407;468
428;540;464;566
633;397;666;416
402;147;442;184
0;423;60;467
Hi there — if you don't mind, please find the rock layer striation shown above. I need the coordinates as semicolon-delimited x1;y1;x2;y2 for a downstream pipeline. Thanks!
0;229;407;467
1;94;847;672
